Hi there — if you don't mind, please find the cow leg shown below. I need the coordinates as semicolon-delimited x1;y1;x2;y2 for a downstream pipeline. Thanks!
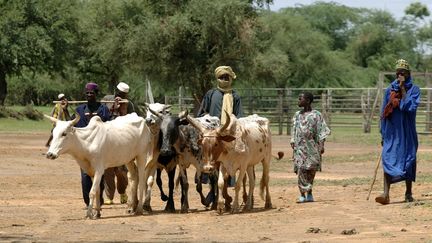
125;160;138;214
242;175;247;206
244;166;255;211
261;158;272;209
143;165;156;213
232;168;247;214
180;168;189;213
217;167;226;214
164;167;176;213
209;171;219;210
195;172;209;207
87;169;104;219
136;156;148;215
222;176;232;211
156;169;169;201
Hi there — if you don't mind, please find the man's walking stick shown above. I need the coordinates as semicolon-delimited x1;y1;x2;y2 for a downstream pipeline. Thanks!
366;153;382;200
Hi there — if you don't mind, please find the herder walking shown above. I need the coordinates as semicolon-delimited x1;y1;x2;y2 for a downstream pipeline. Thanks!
375;59;420;204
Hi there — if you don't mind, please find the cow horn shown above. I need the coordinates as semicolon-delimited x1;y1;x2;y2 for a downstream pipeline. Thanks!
148;106;163;119
217;110;231;134
185;115;204;135
71;114;80;126
44;114;58;124
178;109;188;119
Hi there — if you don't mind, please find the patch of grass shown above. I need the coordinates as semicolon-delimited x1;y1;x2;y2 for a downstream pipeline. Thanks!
0;106;52;132
0;117;52;132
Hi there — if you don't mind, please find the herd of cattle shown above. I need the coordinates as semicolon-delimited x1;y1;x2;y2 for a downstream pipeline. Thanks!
44;103;282;219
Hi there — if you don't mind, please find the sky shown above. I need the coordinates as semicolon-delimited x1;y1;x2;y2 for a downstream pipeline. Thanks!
270;0;432;20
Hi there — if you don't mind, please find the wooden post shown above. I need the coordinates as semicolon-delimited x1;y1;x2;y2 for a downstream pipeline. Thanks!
278;90;283;135
361;94;370;133
426;73;431;131
321;92;330;127
178;86;183;110
248;89;253;115
286;88;292;135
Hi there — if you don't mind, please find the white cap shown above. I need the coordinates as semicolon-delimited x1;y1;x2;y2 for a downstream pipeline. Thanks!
58;93;65;100
116;82;129;93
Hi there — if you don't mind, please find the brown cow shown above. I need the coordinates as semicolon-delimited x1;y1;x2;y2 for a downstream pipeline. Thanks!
187;112;272;214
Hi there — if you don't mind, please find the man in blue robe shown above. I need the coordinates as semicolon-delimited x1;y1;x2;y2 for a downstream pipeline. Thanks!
376;59;420;205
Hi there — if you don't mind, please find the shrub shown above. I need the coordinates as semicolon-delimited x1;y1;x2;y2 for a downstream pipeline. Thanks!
22;105;44;121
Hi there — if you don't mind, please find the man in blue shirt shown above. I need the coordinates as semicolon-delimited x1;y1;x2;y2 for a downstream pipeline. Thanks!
376;59;420;204
74;82;111;207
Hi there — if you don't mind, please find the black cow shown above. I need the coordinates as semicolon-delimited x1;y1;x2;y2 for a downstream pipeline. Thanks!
156;112;241;212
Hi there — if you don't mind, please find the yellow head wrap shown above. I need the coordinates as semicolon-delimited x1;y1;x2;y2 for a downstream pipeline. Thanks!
395;59;410;71
214;66;236;125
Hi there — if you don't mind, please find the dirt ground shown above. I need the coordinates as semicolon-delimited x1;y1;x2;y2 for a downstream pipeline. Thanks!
1;133;432;242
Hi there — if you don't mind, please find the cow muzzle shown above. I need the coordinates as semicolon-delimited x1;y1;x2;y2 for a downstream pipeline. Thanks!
202;162;215;173
46;152;58;160
160;148;175;157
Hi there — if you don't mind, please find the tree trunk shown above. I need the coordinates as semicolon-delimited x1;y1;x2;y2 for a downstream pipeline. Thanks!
0;68;7;106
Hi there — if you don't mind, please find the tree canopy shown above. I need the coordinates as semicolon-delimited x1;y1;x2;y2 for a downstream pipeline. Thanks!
1;0;432;105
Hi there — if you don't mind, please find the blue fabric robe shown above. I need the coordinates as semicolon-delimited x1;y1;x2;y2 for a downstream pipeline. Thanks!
380;77;420;183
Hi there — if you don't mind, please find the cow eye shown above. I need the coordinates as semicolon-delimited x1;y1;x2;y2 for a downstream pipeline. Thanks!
62;132;67;137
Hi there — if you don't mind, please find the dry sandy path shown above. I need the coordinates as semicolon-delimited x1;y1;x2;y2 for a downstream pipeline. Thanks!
0;133;431;242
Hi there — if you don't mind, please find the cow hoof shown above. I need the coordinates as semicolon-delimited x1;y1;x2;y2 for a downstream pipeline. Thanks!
265;202;272;209
201;198;211;207
210;203;217;210
224;203;232;212
143;204;152;213
231;207;240;214
225;196;233;205
217;207;224;215
243;205;252;212
180;206;189;214
161;195;169;202
164;206;176;213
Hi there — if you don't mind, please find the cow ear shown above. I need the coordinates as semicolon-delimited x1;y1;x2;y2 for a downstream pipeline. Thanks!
219;135;236;142
71;127;76;133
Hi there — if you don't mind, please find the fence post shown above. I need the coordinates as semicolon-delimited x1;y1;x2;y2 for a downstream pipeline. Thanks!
178;86;183;111
361;94;371;133
286;88;292;135
248;89;253;115
426;74;431;131
278;90;283;135
322;90;331;127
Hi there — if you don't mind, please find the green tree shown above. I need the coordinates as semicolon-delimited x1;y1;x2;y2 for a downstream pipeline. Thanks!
0;0;80;105
126;0;261;100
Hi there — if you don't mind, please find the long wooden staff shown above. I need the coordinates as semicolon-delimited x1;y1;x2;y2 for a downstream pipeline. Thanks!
366;153;382;201
53;99;128;104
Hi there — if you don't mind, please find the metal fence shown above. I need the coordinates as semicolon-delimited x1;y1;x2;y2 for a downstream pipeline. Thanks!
165;86;432;135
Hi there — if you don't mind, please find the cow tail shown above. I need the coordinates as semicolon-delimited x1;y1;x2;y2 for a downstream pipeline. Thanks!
260;160;270;201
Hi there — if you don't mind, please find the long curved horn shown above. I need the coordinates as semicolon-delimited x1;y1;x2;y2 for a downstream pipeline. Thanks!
71;114;80;126
148;107;163;119
44;114;58;124
217;110;231;134
185;115;205;135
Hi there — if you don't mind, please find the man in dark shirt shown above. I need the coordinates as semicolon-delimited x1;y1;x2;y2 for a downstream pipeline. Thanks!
74;82;111;207
196;66;244;207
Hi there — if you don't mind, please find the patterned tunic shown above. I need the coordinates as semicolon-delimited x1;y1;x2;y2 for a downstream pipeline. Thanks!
290;110;331;171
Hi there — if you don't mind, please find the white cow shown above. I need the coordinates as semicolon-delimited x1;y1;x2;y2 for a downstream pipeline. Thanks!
187;112;273;214
45;113;154;219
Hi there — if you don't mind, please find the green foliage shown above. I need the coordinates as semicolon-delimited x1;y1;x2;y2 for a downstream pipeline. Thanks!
1;1;432;106
21;104;43;120
405;2;430;19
